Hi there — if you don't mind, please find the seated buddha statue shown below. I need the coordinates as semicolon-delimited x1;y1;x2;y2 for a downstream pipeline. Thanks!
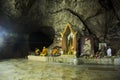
51;48;58;55
35;48;41;56
40;46;48;56
68;47;74;55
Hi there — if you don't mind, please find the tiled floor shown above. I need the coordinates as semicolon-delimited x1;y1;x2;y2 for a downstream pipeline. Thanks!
0;59;120;80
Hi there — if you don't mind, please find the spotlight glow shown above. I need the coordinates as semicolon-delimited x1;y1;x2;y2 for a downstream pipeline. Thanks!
0;26;8;47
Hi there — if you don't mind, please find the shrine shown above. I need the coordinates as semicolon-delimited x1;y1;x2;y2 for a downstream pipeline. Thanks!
28;23;120;65
28;23;78;64
60;23;77;55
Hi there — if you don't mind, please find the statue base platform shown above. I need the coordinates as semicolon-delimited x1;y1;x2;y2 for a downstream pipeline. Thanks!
28;55;120;65
28;55;76;64
28;55;47;61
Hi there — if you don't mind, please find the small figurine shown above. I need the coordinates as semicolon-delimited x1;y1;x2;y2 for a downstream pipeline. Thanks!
107;46;112;57
35;48;41;56
95;51;100;59
68;47;74;55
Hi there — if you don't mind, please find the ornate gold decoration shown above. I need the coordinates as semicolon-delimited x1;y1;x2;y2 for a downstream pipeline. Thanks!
60;23;77;55
61;23;77;37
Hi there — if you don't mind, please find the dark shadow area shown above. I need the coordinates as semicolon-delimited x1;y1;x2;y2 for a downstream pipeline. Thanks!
29;27;55;51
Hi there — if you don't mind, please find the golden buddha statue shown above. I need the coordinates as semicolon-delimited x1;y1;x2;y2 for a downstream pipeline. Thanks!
51;48;58;55
68;47;74;55
35;48;40;55
40;46;48;56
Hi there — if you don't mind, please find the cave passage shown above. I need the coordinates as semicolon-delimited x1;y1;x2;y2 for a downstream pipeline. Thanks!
29;27;55;51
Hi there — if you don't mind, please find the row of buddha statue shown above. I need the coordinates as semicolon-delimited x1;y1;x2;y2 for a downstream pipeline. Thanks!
35;46;60;56
34;23;77;56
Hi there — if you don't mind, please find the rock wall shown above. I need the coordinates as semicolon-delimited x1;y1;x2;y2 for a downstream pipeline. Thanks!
0;0;120;58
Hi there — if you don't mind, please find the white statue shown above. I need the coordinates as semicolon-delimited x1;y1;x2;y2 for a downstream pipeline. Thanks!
107;47;112;56
67;32;74;46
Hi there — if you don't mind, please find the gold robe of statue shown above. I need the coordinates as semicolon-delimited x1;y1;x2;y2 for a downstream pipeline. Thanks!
51;48;58;55
40;47;47;56
35;48;40;55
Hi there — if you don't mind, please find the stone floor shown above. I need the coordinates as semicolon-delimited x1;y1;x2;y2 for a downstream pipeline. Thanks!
0;59;120;80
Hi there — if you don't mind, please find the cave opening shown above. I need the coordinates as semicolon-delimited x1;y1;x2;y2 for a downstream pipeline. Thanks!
28;27;55;51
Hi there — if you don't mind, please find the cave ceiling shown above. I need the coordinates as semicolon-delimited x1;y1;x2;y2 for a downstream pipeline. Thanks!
0;0;120;47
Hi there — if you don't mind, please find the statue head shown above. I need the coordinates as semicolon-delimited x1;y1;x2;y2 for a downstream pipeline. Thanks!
43;46;46;49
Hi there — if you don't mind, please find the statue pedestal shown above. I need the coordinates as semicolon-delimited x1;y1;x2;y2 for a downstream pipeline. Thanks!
60;55;75;58
28;55;47;62
28;55;76;64
28;55;120;65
